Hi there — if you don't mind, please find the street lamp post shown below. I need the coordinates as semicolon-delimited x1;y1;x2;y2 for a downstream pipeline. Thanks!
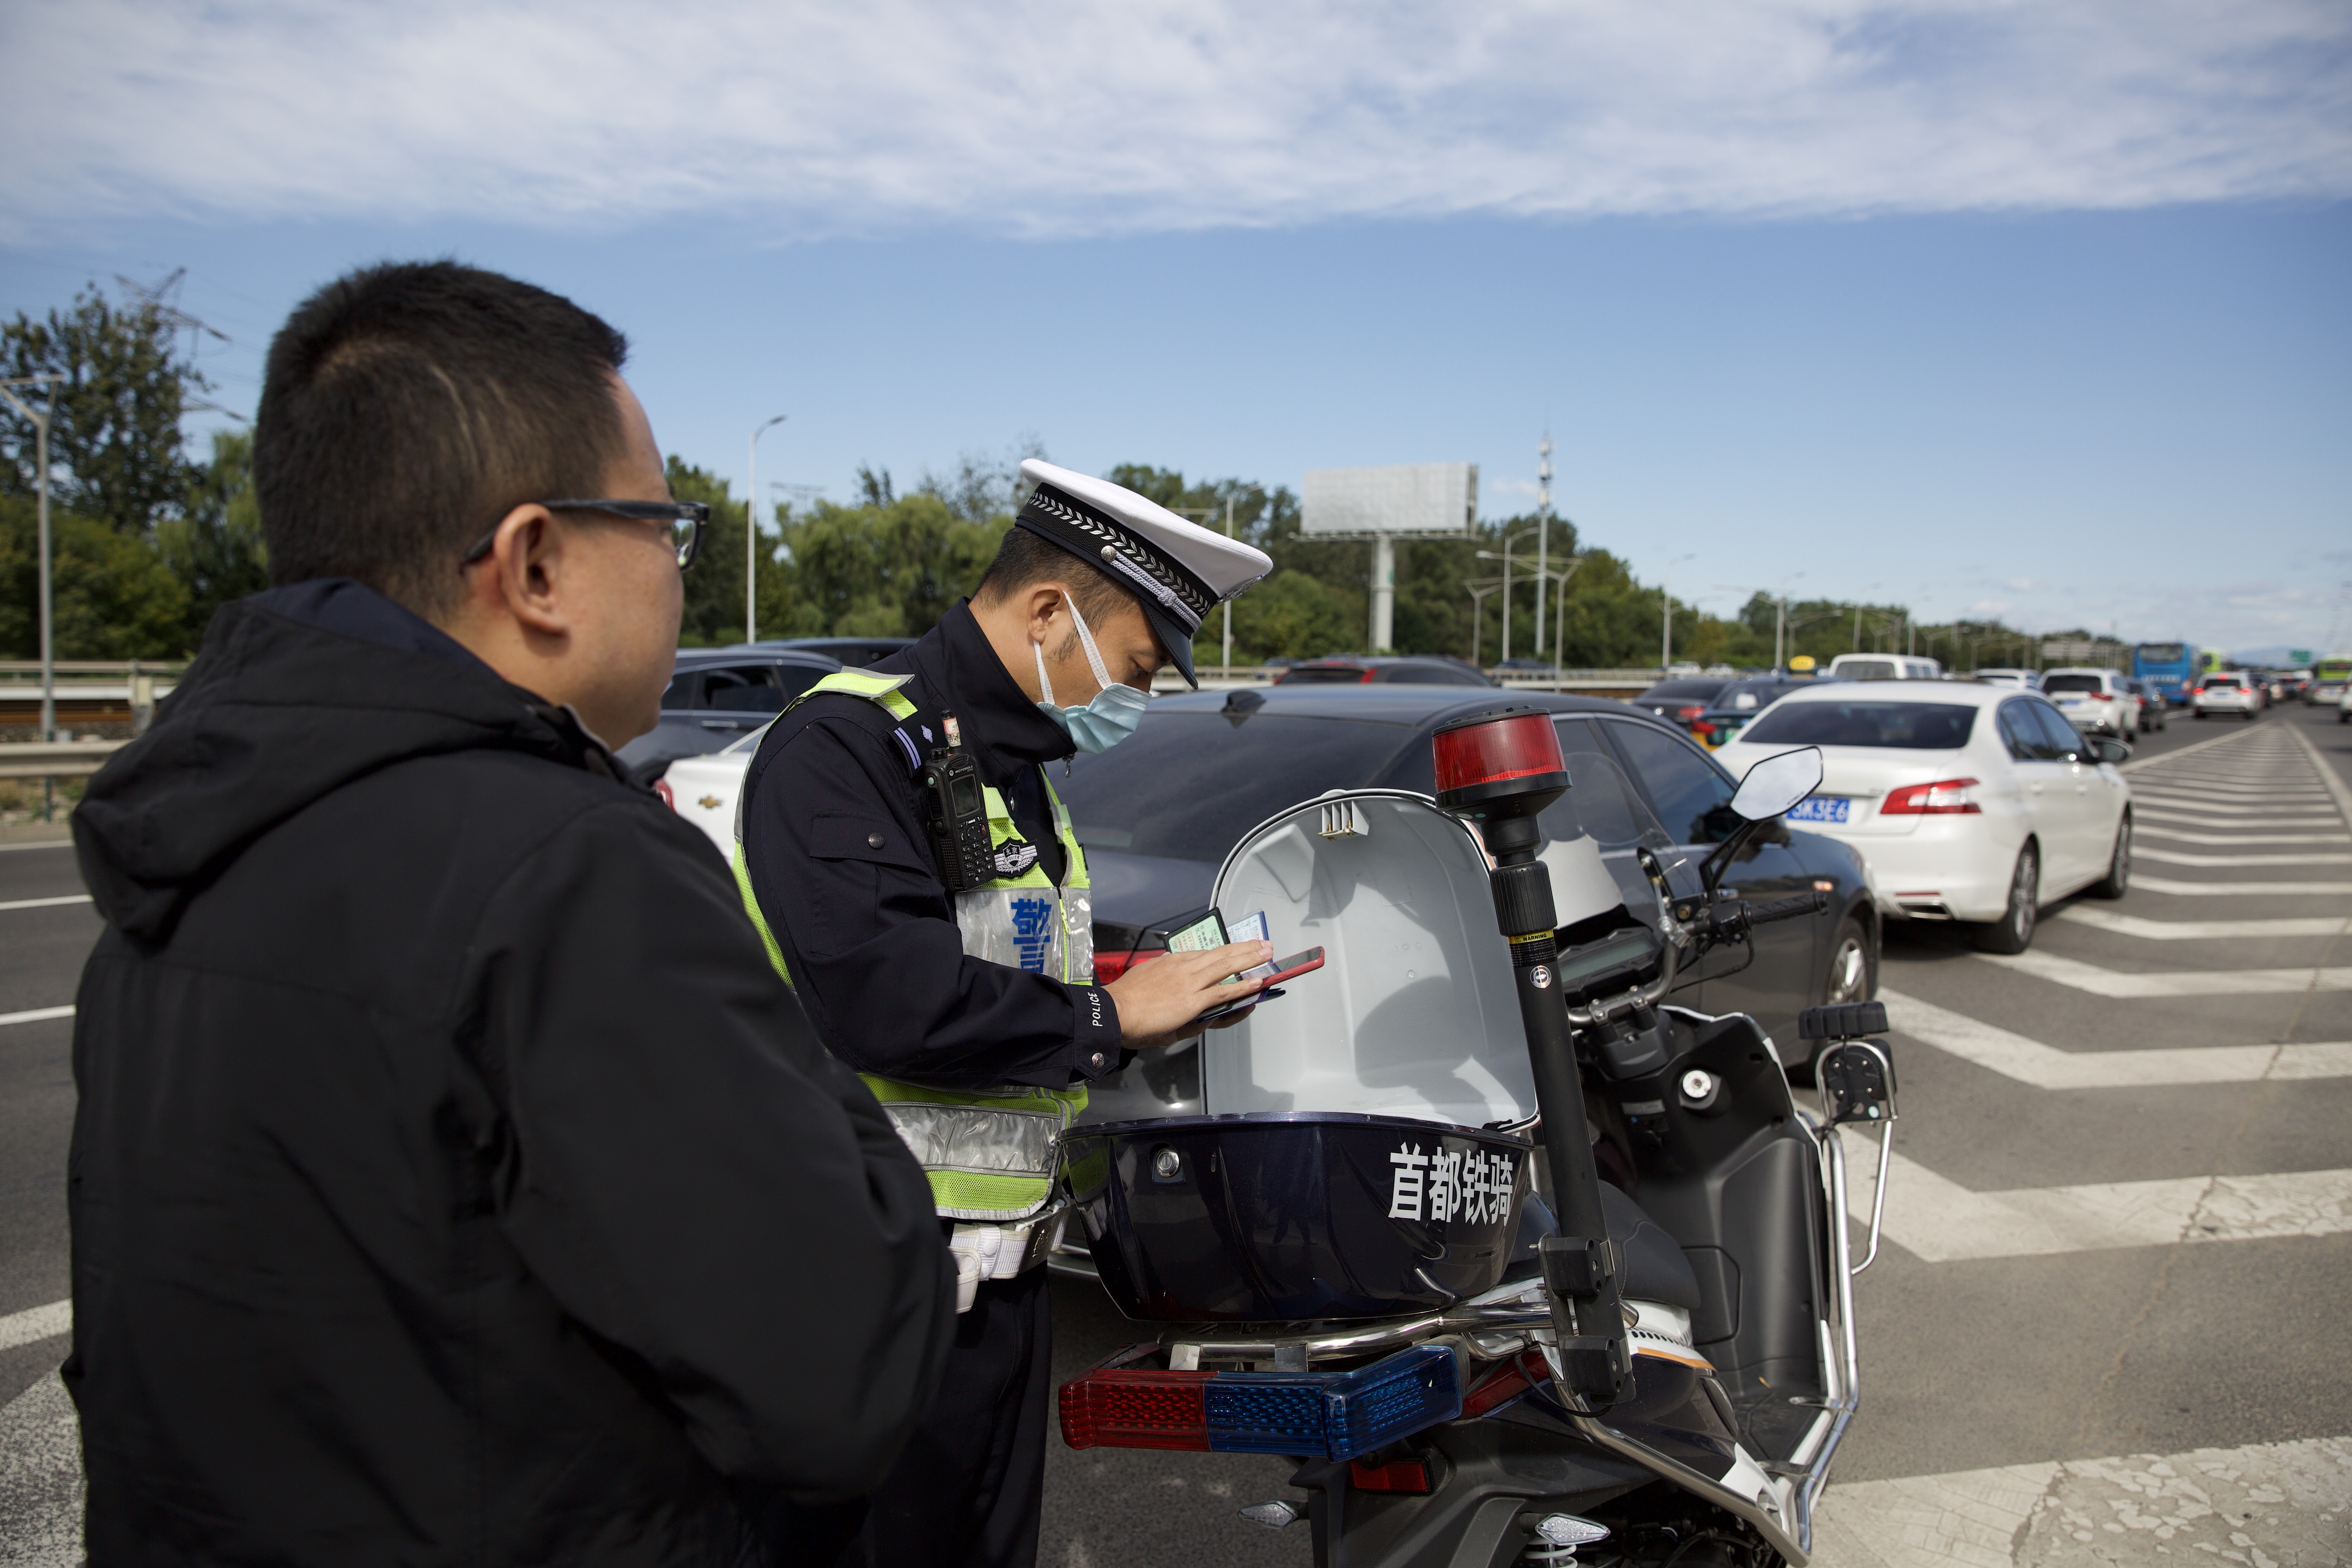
1465;579;1505;667
2;376;62;818
1475;526;1537;663
1222;494;1235;678
746;414;787;644
1659;553;1696;674
1550;554;1588;682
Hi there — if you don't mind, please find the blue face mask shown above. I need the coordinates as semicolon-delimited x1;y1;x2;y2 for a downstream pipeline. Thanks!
1034;598;1149;754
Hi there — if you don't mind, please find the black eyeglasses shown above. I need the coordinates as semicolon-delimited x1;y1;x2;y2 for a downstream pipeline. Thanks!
462;499;709;571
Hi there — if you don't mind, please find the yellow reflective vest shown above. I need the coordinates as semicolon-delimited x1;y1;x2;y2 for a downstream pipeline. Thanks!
732;668;1090;1221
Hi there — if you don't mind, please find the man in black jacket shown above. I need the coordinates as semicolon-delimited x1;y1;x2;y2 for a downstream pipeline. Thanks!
65;261;952;1564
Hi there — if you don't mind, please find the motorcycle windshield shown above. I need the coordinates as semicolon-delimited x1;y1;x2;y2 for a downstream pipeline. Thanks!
1206;791;1544;1127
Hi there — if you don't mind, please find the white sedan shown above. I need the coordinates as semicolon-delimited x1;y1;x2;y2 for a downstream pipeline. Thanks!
657;733;762;858
1714;681;2132;954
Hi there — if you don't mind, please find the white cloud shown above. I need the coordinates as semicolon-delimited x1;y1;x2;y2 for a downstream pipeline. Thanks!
4;0;2346;240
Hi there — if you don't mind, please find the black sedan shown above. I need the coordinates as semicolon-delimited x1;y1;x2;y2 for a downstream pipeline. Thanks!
1060;686;1878;1116
1628;676;1733;731
614;646;841;785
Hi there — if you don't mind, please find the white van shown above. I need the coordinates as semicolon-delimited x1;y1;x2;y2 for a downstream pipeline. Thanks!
1828;653;1944;682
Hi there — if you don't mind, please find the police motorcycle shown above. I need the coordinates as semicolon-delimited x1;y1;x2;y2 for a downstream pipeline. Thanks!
1054;711;1901;1568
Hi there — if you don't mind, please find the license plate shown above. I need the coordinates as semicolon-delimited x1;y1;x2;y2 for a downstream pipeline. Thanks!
2057;697;2082;706
1787;796;1851;824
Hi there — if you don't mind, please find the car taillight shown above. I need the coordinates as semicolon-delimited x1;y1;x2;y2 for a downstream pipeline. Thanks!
1359;669;1376;684
1090;949;1160;982
1880;777;1982;815
1060;1346;1460;1459
654;777;675;811
1692;721;1717;742
1675;705;1705;722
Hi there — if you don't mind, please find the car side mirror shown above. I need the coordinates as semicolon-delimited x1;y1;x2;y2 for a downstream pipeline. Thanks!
2089;736;2131;766
1730;747;1824;822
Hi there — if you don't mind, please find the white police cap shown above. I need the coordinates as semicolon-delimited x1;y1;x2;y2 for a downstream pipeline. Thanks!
1013;459;1272;687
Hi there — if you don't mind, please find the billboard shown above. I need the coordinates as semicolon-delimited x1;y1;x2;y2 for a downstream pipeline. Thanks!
1301;463;1477;536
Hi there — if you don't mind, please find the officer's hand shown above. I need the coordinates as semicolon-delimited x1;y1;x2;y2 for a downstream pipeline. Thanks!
1105;942;1274;1053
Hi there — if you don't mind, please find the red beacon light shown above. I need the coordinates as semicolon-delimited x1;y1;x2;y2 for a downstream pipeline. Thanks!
1431;709;1571;863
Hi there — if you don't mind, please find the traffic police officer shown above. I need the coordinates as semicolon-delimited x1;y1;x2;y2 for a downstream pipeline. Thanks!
734;461;1275;1568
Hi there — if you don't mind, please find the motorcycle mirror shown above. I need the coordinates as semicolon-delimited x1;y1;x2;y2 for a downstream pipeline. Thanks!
1731;747;1824;822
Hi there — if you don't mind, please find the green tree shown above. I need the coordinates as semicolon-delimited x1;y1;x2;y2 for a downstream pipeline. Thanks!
0;497;189;658
2;283;211;534
158;429;269;648
664;457;755;646
765;495;1008;639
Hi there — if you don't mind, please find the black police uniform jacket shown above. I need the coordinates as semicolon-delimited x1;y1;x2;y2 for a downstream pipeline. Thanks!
738;601;1124;1089
64;581;954;1566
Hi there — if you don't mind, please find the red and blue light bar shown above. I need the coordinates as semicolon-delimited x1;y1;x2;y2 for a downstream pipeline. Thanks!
1059;1345;1461;1460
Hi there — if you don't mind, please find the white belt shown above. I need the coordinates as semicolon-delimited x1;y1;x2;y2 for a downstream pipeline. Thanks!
947;1203;1068;1313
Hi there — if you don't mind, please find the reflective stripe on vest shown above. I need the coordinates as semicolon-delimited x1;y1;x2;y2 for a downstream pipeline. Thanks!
734;668;1090;1221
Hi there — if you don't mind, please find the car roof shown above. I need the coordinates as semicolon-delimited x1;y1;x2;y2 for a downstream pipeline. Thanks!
1150;684;1646;725
1290;655;1479;668
670;645;841;670
1758;678;2014;709
2042;667;2119;678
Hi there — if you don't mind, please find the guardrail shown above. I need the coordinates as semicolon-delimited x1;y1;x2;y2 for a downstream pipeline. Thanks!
1149;666;1669;695
0;740;128;780
0;660;190;678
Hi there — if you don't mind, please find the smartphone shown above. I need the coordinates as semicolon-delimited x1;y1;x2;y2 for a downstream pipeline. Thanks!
1193;948;1324;1023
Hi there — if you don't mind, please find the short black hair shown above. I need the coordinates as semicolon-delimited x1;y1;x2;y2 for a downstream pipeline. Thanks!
255;261;631;620
975;524;1135;629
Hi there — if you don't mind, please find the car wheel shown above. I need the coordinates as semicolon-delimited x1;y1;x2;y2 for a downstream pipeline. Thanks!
1973;843;2040;954
2089;815;2131;899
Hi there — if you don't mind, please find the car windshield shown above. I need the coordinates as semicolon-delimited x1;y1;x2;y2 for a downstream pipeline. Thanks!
1059;712;1420;861
1742;700;1978;750
1708;681;1785;713
1637;680;1722;702
1279;666;1369;684
2206;677;2242;690
2042;675;2108;695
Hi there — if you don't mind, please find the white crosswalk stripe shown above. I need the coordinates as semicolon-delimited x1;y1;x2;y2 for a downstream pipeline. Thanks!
2135;846;2352;866
1880;987;2352;1086
2134;826;2351;844
0;1298;70;1352
1847;1149;2352;1261
1976;949;2352;997
0;1005;75;1029
2135;874;2352;895
0;894;94;913
2050;906;2350;940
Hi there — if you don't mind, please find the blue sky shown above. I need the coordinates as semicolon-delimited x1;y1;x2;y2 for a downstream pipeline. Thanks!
4;0;2348;657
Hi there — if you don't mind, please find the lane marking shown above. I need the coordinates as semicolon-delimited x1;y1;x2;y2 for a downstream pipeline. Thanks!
2135;827;2351;845
1976;949;2352;997
0;840;74;853
1848;1149;2352;1261
2131;806;2341;826
2131;788;2332;806
2135;847;2352;866
2287;721;2352;826
2118;729;2277;771
1878;987;2352;1086
0;894;93;913
0;1298;69;1353
2136;875;2352;896
0;1006;74;1028
2050;907;2351;940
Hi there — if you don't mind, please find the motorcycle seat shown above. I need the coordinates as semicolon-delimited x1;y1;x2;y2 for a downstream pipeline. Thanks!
1508;1184;1703;1311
